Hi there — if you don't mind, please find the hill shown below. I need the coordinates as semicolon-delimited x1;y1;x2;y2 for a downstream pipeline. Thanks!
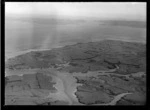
5;40;146;75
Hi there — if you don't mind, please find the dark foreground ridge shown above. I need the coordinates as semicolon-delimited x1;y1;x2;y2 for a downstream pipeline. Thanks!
74;73;146;105
6;40;146;75
5;73;59;105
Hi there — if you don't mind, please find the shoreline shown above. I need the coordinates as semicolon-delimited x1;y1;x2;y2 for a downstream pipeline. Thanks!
5;39;146;62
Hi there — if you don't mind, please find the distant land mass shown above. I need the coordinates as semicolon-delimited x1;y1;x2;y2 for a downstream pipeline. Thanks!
6;16;146;28
98;20;146;28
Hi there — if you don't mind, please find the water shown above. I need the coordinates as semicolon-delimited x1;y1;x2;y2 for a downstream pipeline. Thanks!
5;18;146;59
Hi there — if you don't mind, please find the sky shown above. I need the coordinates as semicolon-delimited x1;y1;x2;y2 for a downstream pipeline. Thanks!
5;2;146;21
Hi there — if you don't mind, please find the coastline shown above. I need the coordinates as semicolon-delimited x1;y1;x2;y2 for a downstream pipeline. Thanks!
5;39;146;61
